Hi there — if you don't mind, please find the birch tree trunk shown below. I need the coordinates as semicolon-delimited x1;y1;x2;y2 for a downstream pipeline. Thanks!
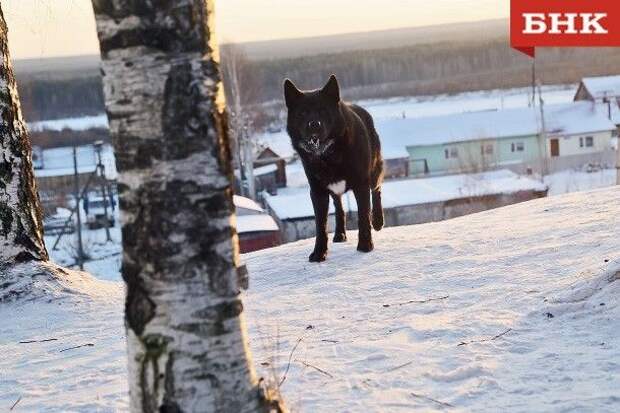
0;4;88;303
0;6;48;266
92;1;284;411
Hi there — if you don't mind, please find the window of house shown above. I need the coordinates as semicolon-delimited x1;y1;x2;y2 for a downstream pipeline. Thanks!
579;137;584;148
585;136;594;147
445;147;458;159
480;144;493;155
511;142;524;152
612;129;619;137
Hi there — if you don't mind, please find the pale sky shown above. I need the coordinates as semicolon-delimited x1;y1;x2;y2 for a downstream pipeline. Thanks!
3;0;509;60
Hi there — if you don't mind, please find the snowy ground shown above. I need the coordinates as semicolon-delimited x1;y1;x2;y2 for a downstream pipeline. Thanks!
44;212;123;281
544;168;617;196
2;186;620;411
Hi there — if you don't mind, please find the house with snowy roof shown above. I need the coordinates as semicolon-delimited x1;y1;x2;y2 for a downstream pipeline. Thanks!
575;75;620;103
376;101;617;177
574;74;620;133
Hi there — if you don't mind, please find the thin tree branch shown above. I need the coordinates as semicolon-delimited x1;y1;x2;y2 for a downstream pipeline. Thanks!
411;392;454;409
296;360;334;378
457;328;513;346
383;295;449;307
278;336;303;387
385;360;414;373
19;338;57;344
59;343;94;352
9;396;22;411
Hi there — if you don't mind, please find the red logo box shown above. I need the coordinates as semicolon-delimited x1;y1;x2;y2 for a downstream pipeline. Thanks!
511;0;620;57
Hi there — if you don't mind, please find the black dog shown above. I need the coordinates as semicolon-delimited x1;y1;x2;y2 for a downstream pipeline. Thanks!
283;75;384;262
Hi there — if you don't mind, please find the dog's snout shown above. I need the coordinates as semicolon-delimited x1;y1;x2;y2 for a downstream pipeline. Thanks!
308;120;322;130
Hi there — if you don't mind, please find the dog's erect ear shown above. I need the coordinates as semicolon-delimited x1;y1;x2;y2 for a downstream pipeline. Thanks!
321;74;340;103
284;78;303;108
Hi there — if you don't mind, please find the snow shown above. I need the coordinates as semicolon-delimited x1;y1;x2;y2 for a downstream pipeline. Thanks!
245;186;620;412
236;214;279;233
376;101;616;148
254;163;278;176
264;169;547;220
255;130;296;160
44;204;122;282
35;144;118;180
233;194;264;214
359;84;577;120
28;114;109;132
580;75;620;100
3;186;620;411
544;168;617;196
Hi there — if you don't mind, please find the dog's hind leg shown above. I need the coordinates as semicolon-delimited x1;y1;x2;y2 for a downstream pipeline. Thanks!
371;160;384;231
371;188;384;231
332;194;347;242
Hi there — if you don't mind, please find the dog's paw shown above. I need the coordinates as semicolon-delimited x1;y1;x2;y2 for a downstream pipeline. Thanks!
357;240;374;253
333;232;347;243
309;250;327;262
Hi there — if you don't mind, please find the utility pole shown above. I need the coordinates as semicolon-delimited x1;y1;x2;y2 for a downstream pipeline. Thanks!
242;119;256;199
537;82;549;179
72;146;85;270
531;60;536;108
94;141;112;242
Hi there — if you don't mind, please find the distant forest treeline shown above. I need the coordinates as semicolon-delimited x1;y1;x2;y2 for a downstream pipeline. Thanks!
17;75;104;121
15;38;620;123
228;39;620;104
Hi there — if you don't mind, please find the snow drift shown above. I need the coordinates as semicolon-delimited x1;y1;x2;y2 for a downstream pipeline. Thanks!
2;187;620;411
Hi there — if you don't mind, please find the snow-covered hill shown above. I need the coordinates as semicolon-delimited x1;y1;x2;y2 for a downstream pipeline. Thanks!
244;186;620;412
2;187;620;412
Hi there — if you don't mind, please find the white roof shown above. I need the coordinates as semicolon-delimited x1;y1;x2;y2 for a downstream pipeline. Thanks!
236;214;279;233
580;75;620;100
255;129;409;161
233;195;264;213
265;169;547;220
35;144;117;179
376;101;616;148
255;131;296;160
254;163;278;176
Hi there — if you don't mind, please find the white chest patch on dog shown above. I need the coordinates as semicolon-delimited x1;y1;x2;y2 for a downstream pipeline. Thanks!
327;180;346;195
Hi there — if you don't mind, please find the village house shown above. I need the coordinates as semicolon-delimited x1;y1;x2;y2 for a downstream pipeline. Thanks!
264;169;547;243
574;74;620;134
376;101;617;177
233;195;281;252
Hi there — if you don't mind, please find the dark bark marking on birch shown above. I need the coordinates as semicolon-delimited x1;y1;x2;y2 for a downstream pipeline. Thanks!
160;353;182;413
123;261;156;336
140;334;173;413
96;2;205;57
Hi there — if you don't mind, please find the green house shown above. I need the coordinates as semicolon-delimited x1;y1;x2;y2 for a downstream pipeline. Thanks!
377;102;616;177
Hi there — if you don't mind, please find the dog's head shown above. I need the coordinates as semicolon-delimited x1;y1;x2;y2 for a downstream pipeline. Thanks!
283;75;345;157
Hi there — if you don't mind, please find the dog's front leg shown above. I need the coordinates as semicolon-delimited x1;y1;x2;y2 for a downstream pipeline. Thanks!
354;187;373;252
309;188;329;262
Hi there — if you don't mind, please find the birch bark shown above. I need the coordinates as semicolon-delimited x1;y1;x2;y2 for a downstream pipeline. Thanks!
92;1;284;411
0;6;48;266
